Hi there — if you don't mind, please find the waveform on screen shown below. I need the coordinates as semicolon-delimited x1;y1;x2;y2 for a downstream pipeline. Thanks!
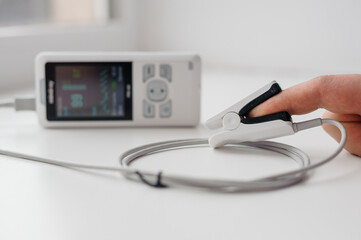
100;69;110;114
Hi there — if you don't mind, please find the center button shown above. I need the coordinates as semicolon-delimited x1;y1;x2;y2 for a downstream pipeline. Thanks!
147;79;168;102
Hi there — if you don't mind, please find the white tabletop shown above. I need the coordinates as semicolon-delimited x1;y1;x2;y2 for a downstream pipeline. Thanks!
0;69;360;240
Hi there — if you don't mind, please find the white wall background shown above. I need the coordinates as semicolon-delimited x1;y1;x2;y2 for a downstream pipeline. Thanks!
0;0;139;93
137;0;361;75
0;0;361;92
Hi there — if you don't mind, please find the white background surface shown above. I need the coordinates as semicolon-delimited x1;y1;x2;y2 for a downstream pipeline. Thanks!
0;71;360;240
136;0;361;76
1;0;361;92
0;1;360;239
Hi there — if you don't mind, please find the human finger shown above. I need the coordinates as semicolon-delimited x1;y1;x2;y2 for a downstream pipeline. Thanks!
248;74;361;117
322;111;361;157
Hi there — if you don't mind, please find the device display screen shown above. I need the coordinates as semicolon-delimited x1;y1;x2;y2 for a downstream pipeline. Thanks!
45;62;132;121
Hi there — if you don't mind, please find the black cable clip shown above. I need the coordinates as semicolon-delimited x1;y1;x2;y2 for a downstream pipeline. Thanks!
135;171;167;188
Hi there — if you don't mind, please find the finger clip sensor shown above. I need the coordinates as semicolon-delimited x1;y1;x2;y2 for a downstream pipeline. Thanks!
205;81;296;148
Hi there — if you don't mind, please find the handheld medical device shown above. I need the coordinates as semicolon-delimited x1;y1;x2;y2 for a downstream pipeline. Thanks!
0;77;347;192
35;52;201;127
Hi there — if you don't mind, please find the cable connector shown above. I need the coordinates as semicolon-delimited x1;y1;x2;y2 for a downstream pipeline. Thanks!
14;98;36;111
293;118;322;132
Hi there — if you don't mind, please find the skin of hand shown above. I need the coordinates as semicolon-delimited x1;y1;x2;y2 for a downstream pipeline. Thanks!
248;74;361;157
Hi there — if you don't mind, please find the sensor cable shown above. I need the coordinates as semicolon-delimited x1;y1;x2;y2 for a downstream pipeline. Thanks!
0;118;347;192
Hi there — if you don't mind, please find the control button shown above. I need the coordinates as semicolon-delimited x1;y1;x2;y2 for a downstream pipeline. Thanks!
147;80;168;102
40;78;45;104
143;64;155;82
188;61;194;70
143;100;155;118
160;100;172;118
160;64;172;82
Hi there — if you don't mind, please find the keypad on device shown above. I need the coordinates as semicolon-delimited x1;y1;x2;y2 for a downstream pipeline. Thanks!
143;64;172;118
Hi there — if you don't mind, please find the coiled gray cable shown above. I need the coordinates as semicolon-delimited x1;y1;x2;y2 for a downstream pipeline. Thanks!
0;119;347;192
118;119;347;192
119;139;311;191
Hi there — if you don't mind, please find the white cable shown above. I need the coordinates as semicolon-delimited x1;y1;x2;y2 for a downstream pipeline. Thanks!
118;118;347;191
14;98;36;111
0;101;14;108
0;98;35;111
0;118;347;192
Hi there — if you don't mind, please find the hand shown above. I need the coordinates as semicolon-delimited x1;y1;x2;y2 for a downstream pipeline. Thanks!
248;74;361;157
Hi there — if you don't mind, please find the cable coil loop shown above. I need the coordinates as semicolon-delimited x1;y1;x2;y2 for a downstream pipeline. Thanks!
0;119;346;192
118;119;346;192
